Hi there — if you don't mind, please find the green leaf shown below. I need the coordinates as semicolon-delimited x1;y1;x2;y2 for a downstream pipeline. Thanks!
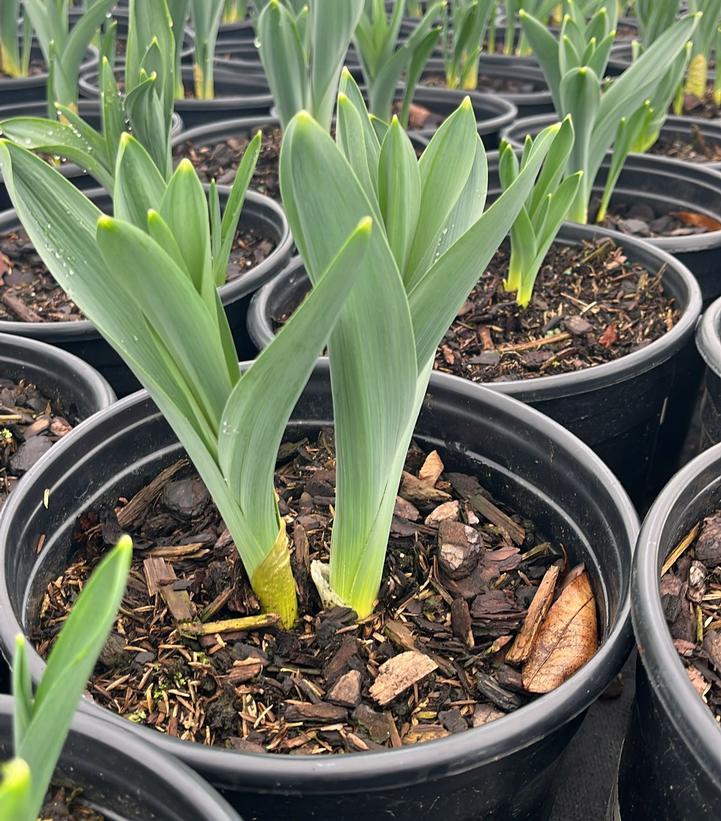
114;132;167;229
219;218;372;554
18;539;131;821
0;759;32;821
378;116;421;272
11;637;32;753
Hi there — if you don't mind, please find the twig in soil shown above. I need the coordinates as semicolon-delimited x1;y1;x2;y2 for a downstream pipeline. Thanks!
661;524;700;576
497;332;571;354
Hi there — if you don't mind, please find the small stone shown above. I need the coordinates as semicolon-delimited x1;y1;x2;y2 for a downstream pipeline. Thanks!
425;500;460;526
9;436;53;474
564;315;593;335
649;215;674;234
327;670;362;707
437;520;481;579
161;477;210;519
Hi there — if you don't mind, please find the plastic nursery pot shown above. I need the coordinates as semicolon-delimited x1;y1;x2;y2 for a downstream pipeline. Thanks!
0;188;291;397
217;18;255;45
79;65;273;130
0;101;184;211
0;41;98;107
0;695;241;820
501;114;721;304
248;221;701;508
409;86;516;146
421;56;554;119
696;294;721;451
0;362;636;821
614;443;721;819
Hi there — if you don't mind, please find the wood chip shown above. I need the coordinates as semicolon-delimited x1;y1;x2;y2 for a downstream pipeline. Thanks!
143;557;199;634
384;620;416;652
1;292;42;322
506;565;560;664
369;651;438;706
450;598;474;648
285;701;348;723
472;704;505;726
418;450;444;486
403;725;450;744
425;500;460;526
400;471;451;505
327;670;362;708
118;460;187;528
470;494;525;545
522;569;598;693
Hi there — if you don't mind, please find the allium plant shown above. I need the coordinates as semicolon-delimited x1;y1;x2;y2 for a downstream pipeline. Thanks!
441;0;495;90
0;1;32;79
521;1;698;222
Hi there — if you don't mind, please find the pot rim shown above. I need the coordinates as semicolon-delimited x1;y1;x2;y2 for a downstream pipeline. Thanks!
0;330;115;410
0;363;638;792
633;441;721;782
0;694;241;820
248;222;702;402
697;293;721;378
0;187;292;341
0;41;98;91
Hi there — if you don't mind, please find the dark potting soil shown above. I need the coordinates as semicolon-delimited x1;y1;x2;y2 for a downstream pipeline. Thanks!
0;226;276;323
659;510;721;723
0;376;75;508
648;124;721;164
174;128;283;201
34;436;599;754
598;199;721;239
434;238;677;383
41;785;103;820
422;72;540;95
674;87;721;120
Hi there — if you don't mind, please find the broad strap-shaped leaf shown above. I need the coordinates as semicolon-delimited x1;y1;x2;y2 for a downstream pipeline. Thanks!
190;0;224;99
0;759;31;821
519;9;562;110
408;122;560;366
11;636;32;754
0;116;113;192
404;97;478;287
336;94;384;216
17;540;131;821
114;132;167;229
257;0;307;129
219;218;372;559
560;66;600;221
280;112;417;612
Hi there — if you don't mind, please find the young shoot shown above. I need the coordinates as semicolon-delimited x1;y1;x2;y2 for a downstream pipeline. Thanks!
223;0;250;24
257;0;364;130
22;0;115;113
442;0;495;90
190;0;225;100
278;73;564;616
520;1;698;223
354;0;443;126
499;117;582;307
0;538;131;821
0;1;31;79
0;0;179;193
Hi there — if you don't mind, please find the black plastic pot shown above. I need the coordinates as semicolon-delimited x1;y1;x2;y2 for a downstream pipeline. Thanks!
0;330;114;695
217;18;255;45
0;101;183;211
0;188;291;397
79;65;273;129
0;695;241;820
0;42;98;107
422;56;554;119
502;114;721;304
696;294;721;450
0;363;636;821
410;86;516;145
615;443;721;819
249;218;701;506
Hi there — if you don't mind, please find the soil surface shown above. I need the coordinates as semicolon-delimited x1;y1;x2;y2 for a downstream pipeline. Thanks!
35;436;599;754
599;199;721;238
0;226;275;324
433;238;678;383
674;87;721;120
422;72;542;95
42;785;103;820
649;124;721;164
0;376;75;508
660;510;721;723
175;128;283;200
